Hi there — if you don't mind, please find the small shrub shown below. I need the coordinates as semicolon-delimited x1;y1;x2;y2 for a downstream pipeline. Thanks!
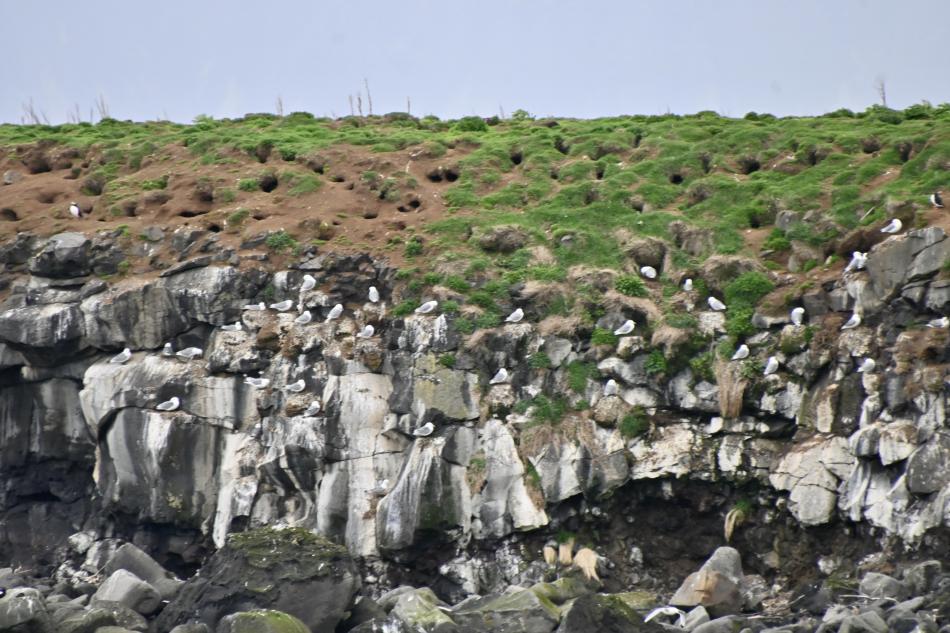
441;300;460;314
763;229;791;252
665;313;698;329
238;178;258;192
227;208;250;226
529;352;551;369
590;328;618;346
141;174;168;190
724;272;775;307
216;187;236;203
392;300;417;317
455;116;488;132
645;350;668;375
265;230;297;253
117;260;131;275
405;236;423;257
455;317;475;334
615;274;648;297
689;351;715;381
566;361;597;393
619;410;649;439
444;275;469;293
528;395;568;426
438;353;456;369
475;312;500;329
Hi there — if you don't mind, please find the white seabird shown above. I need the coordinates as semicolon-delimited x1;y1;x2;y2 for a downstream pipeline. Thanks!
880;218;903;234
763;356;780;375
356;324;375;338
505;308;524;323
294;310;312;325
303;400;321;416
489;368;509;385
368;286;380;303
176;347;203;361
413;422;435;437
731;344;750;361
790;307;805;326
603;379;619;396
285;379;306;393
931;191;944;208
162;342;174;356
244;376;270;388
300;274;316;292
613;320;635;336
708;296;727;311
270;300;294;312
640;265;657;279
110;348;132;364
326;304;343;321
857;358;876;373
844;251;867;273
927;316;949;328
683;278;693;292
221;322;242;332
68;202;81;219
841;313;862;330
415;300;438;315
244;302;266;311
643;607;687;627
156;396;180;412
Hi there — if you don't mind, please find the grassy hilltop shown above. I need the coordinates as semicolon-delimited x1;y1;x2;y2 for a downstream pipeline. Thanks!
1;104;948;352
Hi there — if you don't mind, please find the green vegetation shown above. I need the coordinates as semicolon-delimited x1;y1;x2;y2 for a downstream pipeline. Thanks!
238;177;259;192
590;328;618;346
566;360;597;393
615;274;649;297
438;353;456;369
619;408;649;439
644;349;668;375
265;230;298;252
227;208;250;226
529;352;552;369
140;174;168;190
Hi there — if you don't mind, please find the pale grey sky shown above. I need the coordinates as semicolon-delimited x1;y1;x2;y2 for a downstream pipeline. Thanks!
2;0;948;124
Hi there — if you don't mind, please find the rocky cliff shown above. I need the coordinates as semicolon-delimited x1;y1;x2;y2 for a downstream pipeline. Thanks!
0;219;948;631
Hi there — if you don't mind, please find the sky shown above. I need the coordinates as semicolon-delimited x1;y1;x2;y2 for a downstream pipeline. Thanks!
2;0;949;124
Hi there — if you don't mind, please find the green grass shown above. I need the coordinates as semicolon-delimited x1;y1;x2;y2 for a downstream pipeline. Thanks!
265;230;298;253
619;409;649;439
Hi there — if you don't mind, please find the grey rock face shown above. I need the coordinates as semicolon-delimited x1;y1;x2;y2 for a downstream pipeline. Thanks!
92;570;162;615
155;528;360;633
669;547;745;617
866;227;949;301
28;232;92;278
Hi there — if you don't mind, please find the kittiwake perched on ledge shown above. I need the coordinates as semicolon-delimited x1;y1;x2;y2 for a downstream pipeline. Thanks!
505;308;524;323
300;274;316;292
708;296;726;311
270;300;294;312
413;422;435;437
244;376;270;388
294;310;312;325
415;300;438;315
356;324;375;338
613;320;635;336
326;304;343;321
880;218;903;234
489;368;509;385
640;265;657;279
603;379;619;396
763;356;780;375
731;344;750;361
285;379;306;393
221;322;242;332
790;307;805;326
156;396;180;411
841;312;862;330
844;251;867;273
368;286;380;303
857;358;876;373
244;302;266;311
176;347;203;361
927;316;949;329
110;348;131;364
162;342;174;357
304;400;321;416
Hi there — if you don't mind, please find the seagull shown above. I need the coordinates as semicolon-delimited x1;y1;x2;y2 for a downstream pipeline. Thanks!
156;396;180;411
603;379;619;396
708;296;727;311
285;379;306;393
176;347;203;361
162;342;174;357
841;313;862;330
294;310;312;325
613;320;635;336
300;274;316;292
640;265;657;279
244;376;270;388
857;358;876;373
356;324;375;338
731;344;750;361
489;368;509;384
303;400;321;416
244;302;266;311
927;316;949;328
415;300;438;315
763;356;780;375
325;304;343;321
931;191;944;208
110;348;132;364
844;251;868;273
880;218;903;234
221;322;242;332
68;202;81;219
270;300;294;312
505;308;524;323
368;286;380;303
413;422;435;437
683;278;693;292
790;307;805;326
643;607;687;627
